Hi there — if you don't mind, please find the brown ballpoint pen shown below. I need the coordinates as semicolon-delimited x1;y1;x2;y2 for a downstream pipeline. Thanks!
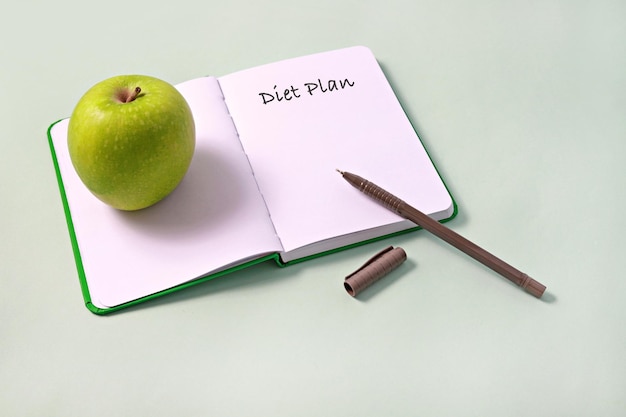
337;170;546;298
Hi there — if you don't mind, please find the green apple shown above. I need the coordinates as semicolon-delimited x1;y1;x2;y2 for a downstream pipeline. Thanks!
67;75;195;210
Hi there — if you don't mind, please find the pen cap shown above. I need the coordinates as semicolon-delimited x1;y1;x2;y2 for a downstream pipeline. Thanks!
344;246;407;297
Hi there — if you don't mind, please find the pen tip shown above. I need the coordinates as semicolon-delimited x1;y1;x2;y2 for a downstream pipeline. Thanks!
336;169;344;175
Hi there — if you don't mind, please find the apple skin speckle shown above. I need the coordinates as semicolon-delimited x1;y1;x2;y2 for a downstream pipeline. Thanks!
67;75;196;211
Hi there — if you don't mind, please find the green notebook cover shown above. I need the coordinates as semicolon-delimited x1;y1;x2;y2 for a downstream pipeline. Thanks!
47;46;457;314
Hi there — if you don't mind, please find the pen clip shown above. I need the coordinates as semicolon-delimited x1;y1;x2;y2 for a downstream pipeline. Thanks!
345;246;395;280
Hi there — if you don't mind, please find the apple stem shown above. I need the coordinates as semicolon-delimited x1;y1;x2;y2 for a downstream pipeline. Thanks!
125;87;141;103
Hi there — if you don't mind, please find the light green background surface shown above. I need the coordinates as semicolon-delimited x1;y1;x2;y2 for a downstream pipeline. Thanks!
2;1;625;415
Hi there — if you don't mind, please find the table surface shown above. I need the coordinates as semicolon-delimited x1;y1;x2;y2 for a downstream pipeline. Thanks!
2;1;625;416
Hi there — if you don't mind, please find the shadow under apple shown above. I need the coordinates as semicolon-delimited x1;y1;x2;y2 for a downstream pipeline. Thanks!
114;145;244;238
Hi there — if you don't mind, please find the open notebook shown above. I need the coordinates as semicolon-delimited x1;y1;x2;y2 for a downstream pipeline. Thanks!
48;46;456;314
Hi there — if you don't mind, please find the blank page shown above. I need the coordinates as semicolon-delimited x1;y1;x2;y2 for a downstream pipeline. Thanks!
51;77;282;308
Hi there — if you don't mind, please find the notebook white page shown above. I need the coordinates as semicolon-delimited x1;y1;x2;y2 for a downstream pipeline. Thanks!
218;46;454;261
51;77;282;308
